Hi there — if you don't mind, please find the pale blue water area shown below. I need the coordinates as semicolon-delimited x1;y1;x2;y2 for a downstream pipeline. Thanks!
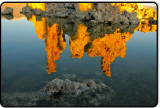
1;18;157;106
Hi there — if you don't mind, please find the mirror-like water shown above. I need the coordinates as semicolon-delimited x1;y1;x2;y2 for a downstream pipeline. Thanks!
1;3;157;107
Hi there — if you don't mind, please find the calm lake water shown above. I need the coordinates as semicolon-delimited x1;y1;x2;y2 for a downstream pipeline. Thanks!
1;13;157;106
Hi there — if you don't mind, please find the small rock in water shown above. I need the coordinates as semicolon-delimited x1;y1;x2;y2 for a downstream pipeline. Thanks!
2;7;13;15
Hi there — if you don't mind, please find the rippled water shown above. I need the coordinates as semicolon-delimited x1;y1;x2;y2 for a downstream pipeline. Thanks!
1;4;157;107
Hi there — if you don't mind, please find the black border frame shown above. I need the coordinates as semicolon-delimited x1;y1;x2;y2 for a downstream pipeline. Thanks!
0;1;158;107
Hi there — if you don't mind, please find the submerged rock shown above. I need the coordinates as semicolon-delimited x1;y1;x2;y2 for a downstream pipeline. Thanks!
1;76;115;106
44;78;107;96
2;7;13;15
45;78;63;96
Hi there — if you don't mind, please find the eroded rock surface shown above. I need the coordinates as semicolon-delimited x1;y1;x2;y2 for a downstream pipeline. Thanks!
20;3;140;25
44;78;107;96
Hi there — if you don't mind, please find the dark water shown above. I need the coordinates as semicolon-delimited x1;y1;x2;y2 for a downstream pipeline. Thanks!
1;17;157;106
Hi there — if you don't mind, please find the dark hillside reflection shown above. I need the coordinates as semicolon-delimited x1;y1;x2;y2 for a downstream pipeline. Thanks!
26;15;157;77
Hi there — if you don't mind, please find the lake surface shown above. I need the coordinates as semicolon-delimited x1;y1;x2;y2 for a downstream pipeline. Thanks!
1;11;157;106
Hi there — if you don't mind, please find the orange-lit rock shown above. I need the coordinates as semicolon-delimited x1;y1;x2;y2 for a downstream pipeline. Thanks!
28;16;66;74
111;3;157;22
135;21;157;33
45;24;66;74
69;24;91;59
78;3;93;11
28;3;46;11
86;29;132;77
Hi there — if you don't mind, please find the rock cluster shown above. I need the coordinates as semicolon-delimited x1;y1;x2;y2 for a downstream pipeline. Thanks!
20;3;140;25
45;78;107;96
1;7;14;20
43;17;139;40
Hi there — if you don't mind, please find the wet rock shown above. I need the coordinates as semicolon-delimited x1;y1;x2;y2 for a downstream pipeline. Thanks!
20;6;33;14
130;20;139;25
62;79;73;94
55;11;69;18
34;9;43;16
97;83;107;92
45;78;63;96
86;79;97;89
119;15;129;24
65;3;75;9
122;10;139;25
90;19;97;24
2;7;13;15
44;78;107;96
1;76;115;106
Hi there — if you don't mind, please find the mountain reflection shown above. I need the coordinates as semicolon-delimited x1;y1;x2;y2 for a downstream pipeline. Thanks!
26;15;156;77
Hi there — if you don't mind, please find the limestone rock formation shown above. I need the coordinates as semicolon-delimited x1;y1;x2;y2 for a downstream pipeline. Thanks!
20;3;141;25
44;78;107;96
20;6;33;18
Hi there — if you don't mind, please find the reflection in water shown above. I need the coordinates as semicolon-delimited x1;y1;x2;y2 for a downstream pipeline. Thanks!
28;15;46;40
111;3;157;23
69;24;91;59
135;21;157;33
86;30;132;77
27;15;156;77
45;24;66;74
1;3;26;20
1;3;157;77
28;16;66;74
